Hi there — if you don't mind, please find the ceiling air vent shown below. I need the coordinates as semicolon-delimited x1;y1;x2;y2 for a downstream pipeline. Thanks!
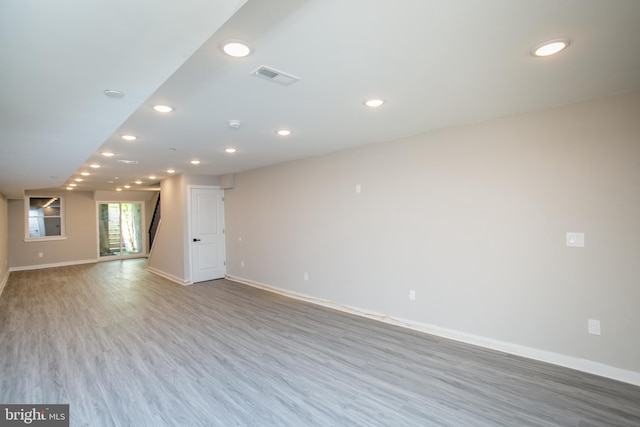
251;66;300;86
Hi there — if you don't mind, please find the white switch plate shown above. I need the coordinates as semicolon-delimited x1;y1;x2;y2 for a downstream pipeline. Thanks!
588;319;601;335
566;232;585;247
304;272;309;281
355;184;361;193
241;260;245;268
409;290;416;301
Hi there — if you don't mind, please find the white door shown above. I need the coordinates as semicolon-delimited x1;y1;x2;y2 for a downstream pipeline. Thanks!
190;187;225;283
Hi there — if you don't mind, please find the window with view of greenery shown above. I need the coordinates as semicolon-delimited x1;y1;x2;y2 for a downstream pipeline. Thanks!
25;196;65;240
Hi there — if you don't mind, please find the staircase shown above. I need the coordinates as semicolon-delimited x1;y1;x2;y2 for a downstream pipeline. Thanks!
108;222;121;253
105;203;122;255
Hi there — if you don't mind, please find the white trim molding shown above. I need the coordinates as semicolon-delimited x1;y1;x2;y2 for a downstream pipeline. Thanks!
146;265;192;286
226;274;640;387
9;258;97;272
0;269;9;298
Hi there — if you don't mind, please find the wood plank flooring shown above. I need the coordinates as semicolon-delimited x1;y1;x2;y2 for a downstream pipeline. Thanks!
1;259;639;426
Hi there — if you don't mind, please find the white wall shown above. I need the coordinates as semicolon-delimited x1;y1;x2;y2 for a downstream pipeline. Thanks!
8;191;98;269
147;174;187;282
224;91;640;381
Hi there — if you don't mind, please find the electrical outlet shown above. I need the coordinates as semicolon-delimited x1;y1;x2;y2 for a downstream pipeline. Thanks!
355;184;361;194
38;252;43;258
588;319;601;335
409;290;416;301
240;260;245;268
304;272;309;281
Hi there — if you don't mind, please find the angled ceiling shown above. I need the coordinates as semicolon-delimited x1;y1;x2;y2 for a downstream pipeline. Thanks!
2;0;639;198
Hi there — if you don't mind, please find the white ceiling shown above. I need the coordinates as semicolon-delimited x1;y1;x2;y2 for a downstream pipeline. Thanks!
2;0;639;198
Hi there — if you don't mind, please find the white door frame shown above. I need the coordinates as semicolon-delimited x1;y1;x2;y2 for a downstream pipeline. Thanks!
186;185;225;283
95;200;147;261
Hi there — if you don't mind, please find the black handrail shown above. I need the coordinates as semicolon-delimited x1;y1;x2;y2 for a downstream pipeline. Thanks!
149;194;161;249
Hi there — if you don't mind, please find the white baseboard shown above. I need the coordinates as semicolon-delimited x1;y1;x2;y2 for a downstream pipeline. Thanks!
9;259;98;272
226;274;640;387
96;254;148;263
0;269;9;298
146;265;192;286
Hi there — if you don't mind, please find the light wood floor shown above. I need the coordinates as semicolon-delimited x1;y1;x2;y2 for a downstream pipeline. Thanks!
1;260;639;426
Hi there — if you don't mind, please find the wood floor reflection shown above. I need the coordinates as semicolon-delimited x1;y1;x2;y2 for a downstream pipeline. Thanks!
1;259;639;426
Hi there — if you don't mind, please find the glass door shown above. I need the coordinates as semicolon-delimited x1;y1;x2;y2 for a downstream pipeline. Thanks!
98;202;143;258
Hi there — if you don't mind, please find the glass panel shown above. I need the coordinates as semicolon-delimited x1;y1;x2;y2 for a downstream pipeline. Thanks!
99;203;143;257
29;197;60;215
99;203;121;257
28;197;62;237
43;217;62;236
121;203;142;255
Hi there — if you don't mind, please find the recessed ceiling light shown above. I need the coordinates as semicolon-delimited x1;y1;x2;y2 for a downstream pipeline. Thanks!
101;152;115;157
149;175;156;180
531;38;570;57
364;99;384;108
225;148;237;153
121;135;137;141
190;160;200;165
80;172;90;176
167;169;176;174
135;180;143;185
69;183;77;187
74;178;83;182
276;129;291;136
108;180;114;184
153;105;173;113
169;148;177;152
222;41;252;58
116;188;122;192
104;89;125;99
89;164;101;168
66;187;74;191
124;185;131;189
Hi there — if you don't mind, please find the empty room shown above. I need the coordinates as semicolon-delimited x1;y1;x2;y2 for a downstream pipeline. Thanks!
1;0;639;425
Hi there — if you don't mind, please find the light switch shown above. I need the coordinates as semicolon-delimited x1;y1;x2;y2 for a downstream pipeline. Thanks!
588;319;601;335
566;232;585;247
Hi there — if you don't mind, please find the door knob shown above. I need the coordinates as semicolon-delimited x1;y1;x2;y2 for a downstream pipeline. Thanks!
193;238;201;242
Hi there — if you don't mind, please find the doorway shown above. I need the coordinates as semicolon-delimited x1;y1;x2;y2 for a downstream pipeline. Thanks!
98;202;144;258
189;186;225;282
